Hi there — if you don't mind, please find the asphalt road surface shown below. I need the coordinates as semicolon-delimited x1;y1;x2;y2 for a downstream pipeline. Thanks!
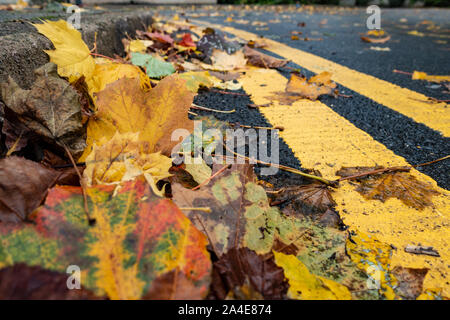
156;5;450;189
1;3;449;297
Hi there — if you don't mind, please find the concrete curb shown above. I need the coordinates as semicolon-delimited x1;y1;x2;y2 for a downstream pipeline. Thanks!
0;11;153;88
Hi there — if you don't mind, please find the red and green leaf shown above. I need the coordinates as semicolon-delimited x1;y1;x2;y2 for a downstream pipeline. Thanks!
0;179;211;300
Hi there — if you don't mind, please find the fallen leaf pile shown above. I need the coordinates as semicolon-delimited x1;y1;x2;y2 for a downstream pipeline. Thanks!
0;17;446;301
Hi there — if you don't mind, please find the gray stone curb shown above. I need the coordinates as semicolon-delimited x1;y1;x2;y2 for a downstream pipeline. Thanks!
0;11;153;88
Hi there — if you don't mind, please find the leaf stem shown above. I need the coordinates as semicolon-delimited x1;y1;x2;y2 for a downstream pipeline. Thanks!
61;143;95;225
412;154;449;168
179;207;212;213
393;69;413;76
223;145;334;186
191;103;235;113
89;52;119;62
337;166;411;182
209;89;250;96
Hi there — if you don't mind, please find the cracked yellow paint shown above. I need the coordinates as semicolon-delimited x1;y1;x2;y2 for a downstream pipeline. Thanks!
191;20;450;137
238;68;450;297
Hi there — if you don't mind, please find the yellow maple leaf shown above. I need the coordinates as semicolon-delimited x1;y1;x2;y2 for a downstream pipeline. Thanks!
32;20;95;83
273;251;352;300
81;75;194;160
86;61;151;96
83;131;172;194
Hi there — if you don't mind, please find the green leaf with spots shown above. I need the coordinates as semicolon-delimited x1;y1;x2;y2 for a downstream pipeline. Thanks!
172;163;303;257
0;179;211;300
131;52;175;79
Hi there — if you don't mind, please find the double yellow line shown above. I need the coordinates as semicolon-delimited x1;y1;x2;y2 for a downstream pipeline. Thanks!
190;20;450;296
192;19;450;137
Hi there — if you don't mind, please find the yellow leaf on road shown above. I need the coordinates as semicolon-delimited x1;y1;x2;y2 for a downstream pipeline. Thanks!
412;71;450;83
273;251;352;300
32;20;95;83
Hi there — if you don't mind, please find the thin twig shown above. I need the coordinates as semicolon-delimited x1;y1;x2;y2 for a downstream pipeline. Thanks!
209;89;249;96
179;207;212;213
223;145;334;186
230;123;284;131
337;155;449;182
393;69;413;76
428;98;450;103
338;166;411;182
191;103;235;113
338;93;353;98
90;32;98;54
61;143;95;225
413;155;450;168
89;52;120;62
6;132;23;156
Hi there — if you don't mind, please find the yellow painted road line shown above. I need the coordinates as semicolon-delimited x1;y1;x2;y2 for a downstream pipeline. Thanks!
191;20;450;137
239;68;450;297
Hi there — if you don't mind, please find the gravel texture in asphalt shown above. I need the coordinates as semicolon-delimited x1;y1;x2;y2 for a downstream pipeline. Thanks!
1;5;448;189
171;6;450;189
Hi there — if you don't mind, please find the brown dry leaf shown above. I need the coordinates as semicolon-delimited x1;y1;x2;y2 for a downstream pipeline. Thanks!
1;108;33;154
287;72;337;97
336;166;440;210
0;264;104;300
143;269;206;300
266;72;337;104
209;247;288;300
243;46;288;69
81;75;194;160
202;49;247;71
391;267;429;300
0;156;60;223
168;165;199;190
269;183;341;228
0;63;86;158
